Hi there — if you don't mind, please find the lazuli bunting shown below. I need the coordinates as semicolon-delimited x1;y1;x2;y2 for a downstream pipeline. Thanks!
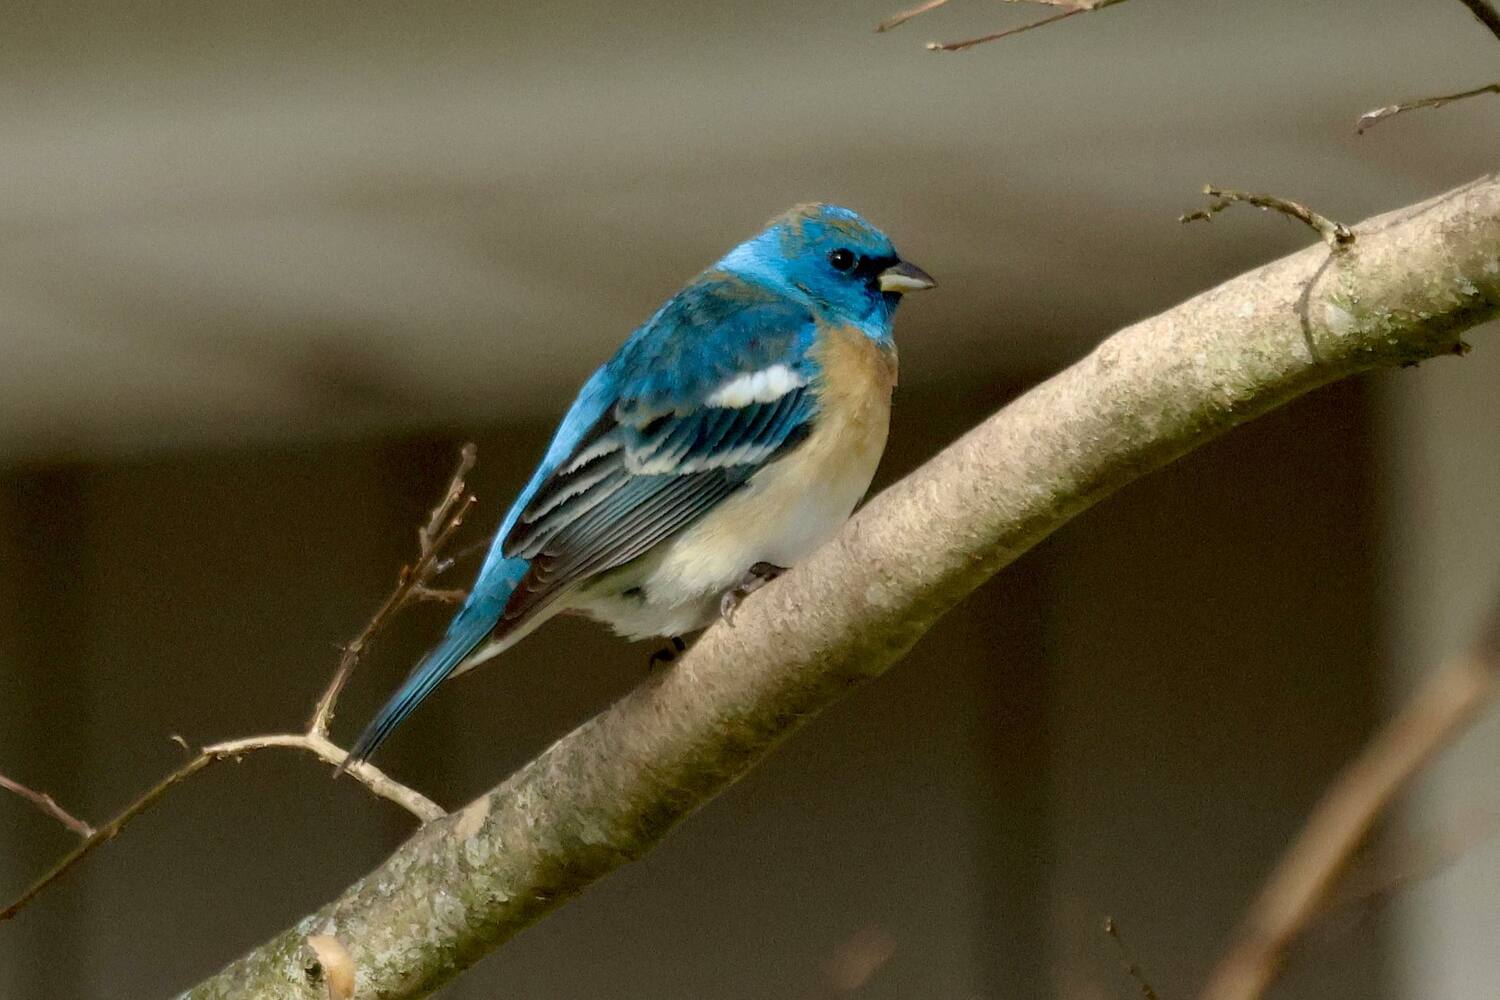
349;204;934;762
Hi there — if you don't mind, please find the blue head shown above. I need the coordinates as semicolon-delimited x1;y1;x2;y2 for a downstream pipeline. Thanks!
718;204;935;338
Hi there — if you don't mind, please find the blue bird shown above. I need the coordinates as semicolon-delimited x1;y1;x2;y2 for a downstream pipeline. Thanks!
347;204;935;763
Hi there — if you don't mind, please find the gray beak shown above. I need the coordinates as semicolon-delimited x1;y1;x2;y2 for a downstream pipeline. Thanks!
877;260;937;294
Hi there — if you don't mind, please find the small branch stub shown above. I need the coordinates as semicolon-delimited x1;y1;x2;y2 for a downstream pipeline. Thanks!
1181;186;1355;250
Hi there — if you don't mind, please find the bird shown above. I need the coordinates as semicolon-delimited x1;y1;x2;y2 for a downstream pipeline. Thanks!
346;203;935;764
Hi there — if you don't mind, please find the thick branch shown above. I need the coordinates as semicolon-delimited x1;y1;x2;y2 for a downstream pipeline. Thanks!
184;174;1500;998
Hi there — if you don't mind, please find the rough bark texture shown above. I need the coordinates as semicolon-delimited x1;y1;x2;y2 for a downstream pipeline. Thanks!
183;174;1500;999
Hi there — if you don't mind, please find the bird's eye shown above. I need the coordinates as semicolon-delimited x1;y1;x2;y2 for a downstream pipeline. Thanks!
827;248;857;272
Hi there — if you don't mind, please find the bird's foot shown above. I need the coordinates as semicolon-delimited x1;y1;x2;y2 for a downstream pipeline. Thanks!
648;636;687;670
718;562;788;626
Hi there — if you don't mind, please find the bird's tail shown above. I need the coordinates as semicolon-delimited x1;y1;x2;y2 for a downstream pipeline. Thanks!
343;604;496;767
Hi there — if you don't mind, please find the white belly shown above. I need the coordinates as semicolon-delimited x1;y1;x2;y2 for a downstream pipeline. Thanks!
571;330;895;639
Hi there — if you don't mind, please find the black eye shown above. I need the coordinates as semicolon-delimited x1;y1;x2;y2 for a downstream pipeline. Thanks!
827;248;856;272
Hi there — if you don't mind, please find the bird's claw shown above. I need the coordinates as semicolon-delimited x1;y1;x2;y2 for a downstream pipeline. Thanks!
719;562;787;627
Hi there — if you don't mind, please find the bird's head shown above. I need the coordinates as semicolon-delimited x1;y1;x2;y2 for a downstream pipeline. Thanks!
718;203;935;335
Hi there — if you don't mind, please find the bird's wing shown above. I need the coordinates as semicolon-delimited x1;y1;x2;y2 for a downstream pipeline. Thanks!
344;274;819;765
496;274;821;624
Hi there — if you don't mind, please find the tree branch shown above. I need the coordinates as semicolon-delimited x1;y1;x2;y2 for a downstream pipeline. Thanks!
1105;918;1162;1000
875;0;1132;52
310;444;476;737
1181;186;1355;250
1198;593;1500;1000
1357;83;1500;133
0;770;93;838
1357;0;1500;131
875;0;951;34
179;174;1500;998
0;738;442;924
0;447;478;923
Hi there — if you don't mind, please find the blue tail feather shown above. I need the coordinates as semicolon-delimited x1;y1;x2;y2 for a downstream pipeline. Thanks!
344;504;536;766
345;605;497;765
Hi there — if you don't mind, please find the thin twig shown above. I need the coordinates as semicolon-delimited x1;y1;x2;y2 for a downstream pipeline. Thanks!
1;755;212;922
207;734;445;821
0;735;443;923
0;770;94;838
909;0;1130;53
1198;595;1500;1000
1;444;477;923
309;443;477;736
1357;0;1500;132
875;0;951;33
1181;186;1355;250
410;586;468;604
1357;83;1500;133
426;536;489;582
1104;918;1162;1000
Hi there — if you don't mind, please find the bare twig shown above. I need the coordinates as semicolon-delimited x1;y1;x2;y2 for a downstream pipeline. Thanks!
875;0;1131;52
1357;83;1500;133
207;734;444;820
0;735;442;923
409;586;468;604
1181;186;1355;250
1198;595;1500;1000
1104;918;1162;1000
309;442;477;736
1;755;213;922
1357;0;1500;131
0;770;93;838
1;445;477;923
875;0;951;33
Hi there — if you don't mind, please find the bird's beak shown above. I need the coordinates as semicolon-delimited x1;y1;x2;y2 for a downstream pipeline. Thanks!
877;260;937;294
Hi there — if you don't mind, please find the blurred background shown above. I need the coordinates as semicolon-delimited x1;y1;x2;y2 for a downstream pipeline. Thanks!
1;0;1497;997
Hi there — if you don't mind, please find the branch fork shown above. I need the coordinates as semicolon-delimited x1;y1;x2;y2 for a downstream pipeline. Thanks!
1181;186;1355;250
1;444;480;923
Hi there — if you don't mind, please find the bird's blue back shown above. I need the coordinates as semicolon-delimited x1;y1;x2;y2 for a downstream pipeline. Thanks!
347;204;914;762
